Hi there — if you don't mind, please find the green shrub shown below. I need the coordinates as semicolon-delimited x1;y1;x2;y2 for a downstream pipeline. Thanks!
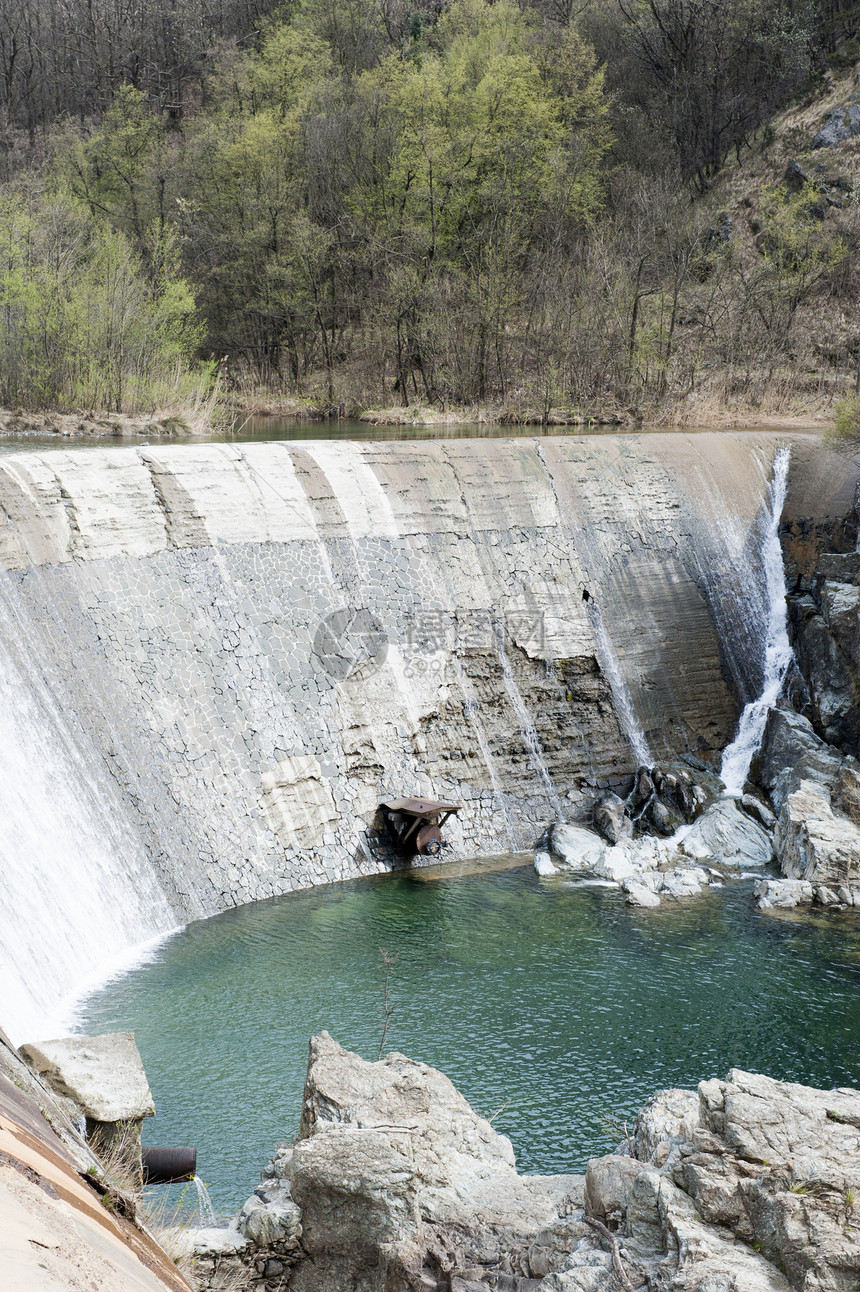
825;395;860;451
0;187;210;413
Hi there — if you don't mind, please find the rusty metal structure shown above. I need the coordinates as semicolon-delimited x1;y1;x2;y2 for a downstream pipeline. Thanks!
379;798;460;859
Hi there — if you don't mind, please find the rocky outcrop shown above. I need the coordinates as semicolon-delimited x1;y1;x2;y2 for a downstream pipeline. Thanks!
775;779;860;885
789;573;860;753
783;465;860;752
813;102;860;147
19;1032;155;1173
542;819;714;904
289;1032;588;1292
174;1163;304;1292
678;797;773;867
539;792;771;907
189;1039;860;1292
755;708;860;906
464;1065;860;1292
201;1032;585;1292
19;1033;155;1125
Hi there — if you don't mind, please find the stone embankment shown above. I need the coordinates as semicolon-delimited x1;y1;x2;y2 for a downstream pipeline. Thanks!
183;1033;860;1292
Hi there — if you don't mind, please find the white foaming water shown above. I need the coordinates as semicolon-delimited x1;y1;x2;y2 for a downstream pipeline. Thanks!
720;446;793;797
587;603;651;768
0;575;177;1044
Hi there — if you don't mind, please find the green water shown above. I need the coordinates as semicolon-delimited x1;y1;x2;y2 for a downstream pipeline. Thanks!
78;861;860;1214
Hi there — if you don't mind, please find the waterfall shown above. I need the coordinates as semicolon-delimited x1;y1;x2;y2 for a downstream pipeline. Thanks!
0;573;177;1044
720;446;793;796
0;434;809;1045
587;602;652;768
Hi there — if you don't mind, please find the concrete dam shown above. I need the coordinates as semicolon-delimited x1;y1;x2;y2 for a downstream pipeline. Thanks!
0;430;851;1044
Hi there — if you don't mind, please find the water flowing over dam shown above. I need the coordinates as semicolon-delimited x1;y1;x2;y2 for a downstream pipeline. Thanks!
0;430;850;1043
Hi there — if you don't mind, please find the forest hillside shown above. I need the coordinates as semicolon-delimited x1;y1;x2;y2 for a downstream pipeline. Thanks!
1;0;859;425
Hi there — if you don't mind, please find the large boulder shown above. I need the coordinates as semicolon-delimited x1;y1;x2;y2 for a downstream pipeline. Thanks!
774;778;860;887
548;823;607;874
757;708;844;809
813;102;860;147
678;798;773;867
592;792;631;845
754;877;815;910
583;1154;642;1222
287;1032;586;1292
19;1033;155;1125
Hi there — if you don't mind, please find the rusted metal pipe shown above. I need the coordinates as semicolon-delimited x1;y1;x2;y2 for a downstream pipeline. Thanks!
415;823;442;855
141;1146;197;1184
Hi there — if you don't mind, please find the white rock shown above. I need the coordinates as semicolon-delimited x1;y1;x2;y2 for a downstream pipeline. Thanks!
534;850;557;876
167;1225;251;1257
549;824;607;873
193;1226;249;1255
678;798;773;867
598;844;637;883
599;835;675;882
754;878;814;909
659;867;707;898
19;1032;154;1123
625;883;661;908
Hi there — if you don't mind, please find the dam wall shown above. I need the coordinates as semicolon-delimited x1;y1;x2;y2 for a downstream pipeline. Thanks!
0;430;850;1042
